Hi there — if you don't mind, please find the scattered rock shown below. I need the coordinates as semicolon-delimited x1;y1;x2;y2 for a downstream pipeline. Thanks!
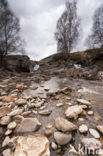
89;129;100;139
2;136;10;147
22;111;31;116
2;95;17;102
54;131;72;145
2;149;12;156
81;138;102;150
14;135;50;156
55;117;77;132
8;109;22;116
16;84;24;89
5;129;12;135
8;121;17;130
88;111;94;115
45;123;53;129
39;110;52;116
15;99;27;105
34;101;44;108
29;86;38;90
97;125;103;134
44;129;54;137
56;103;64;107
65;105;83;119
77;99;91;106
13;115;24;124
78;118;85;124
16;118;41;133
0;107;11;117
0;116;11;125
79;124;88;133
51;142;57;150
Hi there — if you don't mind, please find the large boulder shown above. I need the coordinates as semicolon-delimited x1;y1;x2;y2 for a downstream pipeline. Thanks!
4;55;35;72
14;135;50;156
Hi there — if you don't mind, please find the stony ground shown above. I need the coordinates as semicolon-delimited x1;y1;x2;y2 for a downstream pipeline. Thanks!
0;62;103;156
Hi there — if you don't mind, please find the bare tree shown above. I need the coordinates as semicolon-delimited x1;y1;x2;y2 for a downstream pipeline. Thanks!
86;4;103;49
55;0;81;53
0;0;24;64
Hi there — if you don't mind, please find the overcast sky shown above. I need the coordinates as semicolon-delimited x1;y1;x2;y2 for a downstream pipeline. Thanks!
7;0;103;60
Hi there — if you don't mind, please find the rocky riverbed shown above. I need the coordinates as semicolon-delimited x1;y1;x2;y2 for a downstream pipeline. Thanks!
0;52;103;156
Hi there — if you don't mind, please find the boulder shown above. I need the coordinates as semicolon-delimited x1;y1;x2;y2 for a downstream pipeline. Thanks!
14;135;50;156
65;105;83;119
55;117;77;132
4;55;34;72
16;118;41;133
54;132;72;145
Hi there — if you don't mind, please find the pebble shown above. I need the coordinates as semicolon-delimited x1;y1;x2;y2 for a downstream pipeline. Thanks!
89;129;100;139
97;125;103;134
7;121;17;129
51;142;57;150
79;124;88;133
2;136;10;147
44;129;54;137
0;116;11;125
39;110;52;116
5;129;12;135
88;111;94;115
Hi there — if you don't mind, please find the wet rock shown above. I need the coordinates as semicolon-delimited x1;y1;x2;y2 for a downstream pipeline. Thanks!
45;123;53;129
78;118;85;124
79;124;88;133
16;118;41;133
22;111;31;116
77;99;91;106
88;111;94;115
55;117;77;132
89;129;100;139
15;99;27;105
29;86;38;90
2;149;12;156
39;110;52;116
8;121;17;130
81;138;101;150
2;136;10;147
0;116;11;125
5;129;12;135
34;101;44;108
44;129;54;137
65;105;83;119
54;131;72;145
0;107;11;117
56;103;64;107
51;142;57;150
13;115;24;124
16;84;24;90
14;135;50;156
8;109;23;116
97;125;103;134
1;95;17;102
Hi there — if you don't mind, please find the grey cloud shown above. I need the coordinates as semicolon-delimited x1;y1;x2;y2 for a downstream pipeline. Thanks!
7;0;103;60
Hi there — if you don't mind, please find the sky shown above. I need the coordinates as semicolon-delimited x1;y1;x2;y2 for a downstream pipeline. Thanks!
7;0;103;60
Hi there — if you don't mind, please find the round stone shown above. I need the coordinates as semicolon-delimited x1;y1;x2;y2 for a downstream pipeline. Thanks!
54;131;72;145
79;124;88;133
7;121;17;129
